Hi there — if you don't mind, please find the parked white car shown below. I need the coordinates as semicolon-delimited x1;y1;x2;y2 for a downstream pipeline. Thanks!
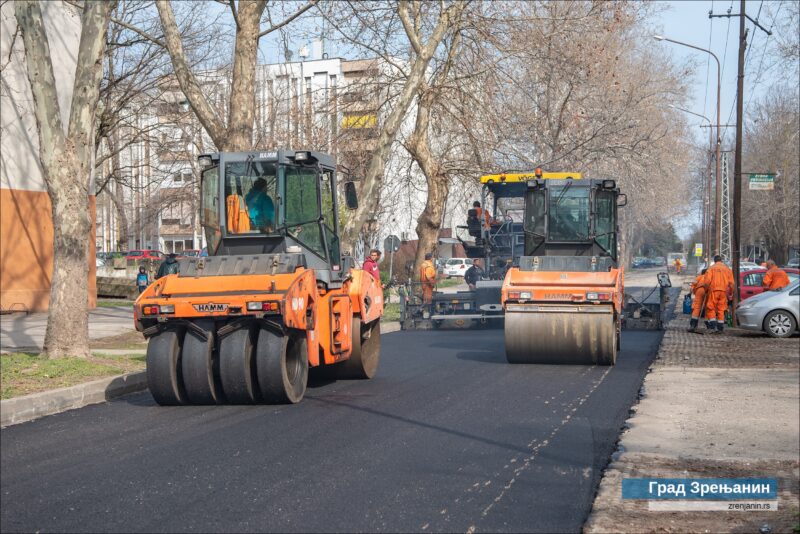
442;257;473;278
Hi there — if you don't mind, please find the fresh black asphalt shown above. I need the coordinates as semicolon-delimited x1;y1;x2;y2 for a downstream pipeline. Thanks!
1;322;664;533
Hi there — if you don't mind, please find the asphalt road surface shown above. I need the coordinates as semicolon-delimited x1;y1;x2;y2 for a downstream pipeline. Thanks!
2;292;668;533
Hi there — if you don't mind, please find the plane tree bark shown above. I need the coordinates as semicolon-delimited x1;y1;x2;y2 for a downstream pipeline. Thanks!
15;0;114;358
339;0;466;252
155;0;318;152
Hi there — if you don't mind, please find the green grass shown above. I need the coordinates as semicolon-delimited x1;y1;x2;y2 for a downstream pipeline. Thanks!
1;352;145;400
96;299;135;308
436;277;465;288
382;302;400;322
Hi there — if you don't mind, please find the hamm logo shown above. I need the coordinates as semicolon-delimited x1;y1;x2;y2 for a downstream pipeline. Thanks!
193;303;228;313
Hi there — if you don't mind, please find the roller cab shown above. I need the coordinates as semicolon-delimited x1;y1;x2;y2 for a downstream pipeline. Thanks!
501;175;626;365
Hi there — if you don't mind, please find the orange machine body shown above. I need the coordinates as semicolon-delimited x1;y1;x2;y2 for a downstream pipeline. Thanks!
134;266;382;368
501;267;625;314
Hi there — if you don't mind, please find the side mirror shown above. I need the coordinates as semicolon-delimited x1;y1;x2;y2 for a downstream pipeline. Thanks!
344;181;358;210
617;193;628;207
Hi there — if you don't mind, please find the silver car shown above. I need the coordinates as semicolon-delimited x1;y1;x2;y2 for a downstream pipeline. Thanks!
736;280;800;338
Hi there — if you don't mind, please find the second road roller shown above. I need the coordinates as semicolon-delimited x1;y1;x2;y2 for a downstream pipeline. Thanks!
501;169;626;365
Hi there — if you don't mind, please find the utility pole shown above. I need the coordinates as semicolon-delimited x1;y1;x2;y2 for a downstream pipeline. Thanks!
732;0;747;323
710;1;771;326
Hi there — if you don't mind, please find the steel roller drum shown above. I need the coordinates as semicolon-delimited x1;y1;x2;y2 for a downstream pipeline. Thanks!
504;304;617;365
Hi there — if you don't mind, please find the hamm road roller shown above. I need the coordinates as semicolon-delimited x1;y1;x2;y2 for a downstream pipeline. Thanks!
501;170;627;365
134;150;383;404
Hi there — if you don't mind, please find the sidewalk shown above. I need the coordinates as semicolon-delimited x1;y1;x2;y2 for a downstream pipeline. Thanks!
585;284;800;533
0;306;135;353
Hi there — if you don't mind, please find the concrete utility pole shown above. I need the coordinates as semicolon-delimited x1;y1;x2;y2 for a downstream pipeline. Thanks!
710;0;772;325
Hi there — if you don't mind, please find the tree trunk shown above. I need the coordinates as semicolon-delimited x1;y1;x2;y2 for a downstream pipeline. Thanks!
340;1;464;252
45;148;93;358
226;1;266;151
16;0;112;359
407;89;449;281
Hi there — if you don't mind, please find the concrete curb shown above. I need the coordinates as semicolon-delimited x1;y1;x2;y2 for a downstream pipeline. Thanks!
1;322;402;428
1;371;147;428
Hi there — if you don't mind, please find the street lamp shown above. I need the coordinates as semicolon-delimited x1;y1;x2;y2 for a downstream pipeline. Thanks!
655;35;722;256
669;104;714;261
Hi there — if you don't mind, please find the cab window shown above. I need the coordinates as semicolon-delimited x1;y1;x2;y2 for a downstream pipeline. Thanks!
284;166;324;258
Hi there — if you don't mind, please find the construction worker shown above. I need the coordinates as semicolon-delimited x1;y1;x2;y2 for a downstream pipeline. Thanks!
420;252;437;305
472;201;491;229
362;249;381;283
762;260;790;291
673;257;683;274
704;255;735;334
687;268;709;333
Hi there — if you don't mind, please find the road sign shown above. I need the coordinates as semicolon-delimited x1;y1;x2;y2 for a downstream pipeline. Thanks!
694;243;703;257
383;235;401;253
748;173;775;190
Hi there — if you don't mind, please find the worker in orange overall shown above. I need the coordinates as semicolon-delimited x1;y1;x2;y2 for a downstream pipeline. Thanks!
704;255;735;334
419;252;437;305
762;260;790;291
687;268;709;333
673;257;683;274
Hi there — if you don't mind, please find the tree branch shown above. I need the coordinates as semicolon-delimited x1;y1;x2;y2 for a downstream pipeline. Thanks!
258;0;319;38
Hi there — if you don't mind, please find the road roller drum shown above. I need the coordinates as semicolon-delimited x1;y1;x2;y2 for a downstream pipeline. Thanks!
504;305;617;365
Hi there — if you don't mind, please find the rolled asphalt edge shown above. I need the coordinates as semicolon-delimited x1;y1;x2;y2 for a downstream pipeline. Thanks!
0;321;402;428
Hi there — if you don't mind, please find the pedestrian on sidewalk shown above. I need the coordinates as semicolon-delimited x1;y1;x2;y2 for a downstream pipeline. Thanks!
464;258;486;291
136;266;149;294
687;268;709;333
762;260;790;291
704;255;735;334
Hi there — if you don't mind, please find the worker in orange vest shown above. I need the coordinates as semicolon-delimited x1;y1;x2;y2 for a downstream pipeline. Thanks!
762;260;790;291
687;268;709;333
703;255;735;334
673;257;683;274
472;201;492;229
419;252;437;305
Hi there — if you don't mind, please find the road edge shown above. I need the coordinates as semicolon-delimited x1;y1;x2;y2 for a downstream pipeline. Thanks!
1;371;147;428
1;322;402;428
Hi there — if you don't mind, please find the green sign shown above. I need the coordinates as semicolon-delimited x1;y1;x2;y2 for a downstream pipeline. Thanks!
749;174;775;190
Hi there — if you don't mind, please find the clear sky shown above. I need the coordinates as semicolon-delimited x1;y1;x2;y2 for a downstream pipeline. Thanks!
651;0;785;148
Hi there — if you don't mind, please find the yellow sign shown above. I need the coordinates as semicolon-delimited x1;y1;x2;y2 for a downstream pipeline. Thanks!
341;114;377;129
480;172;582;184
694;243;703;257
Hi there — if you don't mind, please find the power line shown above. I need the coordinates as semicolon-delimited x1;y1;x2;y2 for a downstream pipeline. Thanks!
744;0;783;114
702;0;715;119
720;0;735;81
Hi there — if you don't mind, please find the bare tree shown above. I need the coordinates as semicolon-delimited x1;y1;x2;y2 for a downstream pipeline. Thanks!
155;0;318;151
740;88;799;264
15;0;113;359
338;0;466;250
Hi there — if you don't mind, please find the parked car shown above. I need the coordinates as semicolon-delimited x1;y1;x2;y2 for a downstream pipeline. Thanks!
180;249;201;257
125;250;163;261
786;258;800;269
442;257;473;278
740;268;800;300
738;261;762;272
736;280;799;338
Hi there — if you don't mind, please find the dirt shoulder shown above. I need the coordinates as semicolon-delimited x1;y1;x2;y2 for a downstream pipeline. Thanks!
585;285;800;533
